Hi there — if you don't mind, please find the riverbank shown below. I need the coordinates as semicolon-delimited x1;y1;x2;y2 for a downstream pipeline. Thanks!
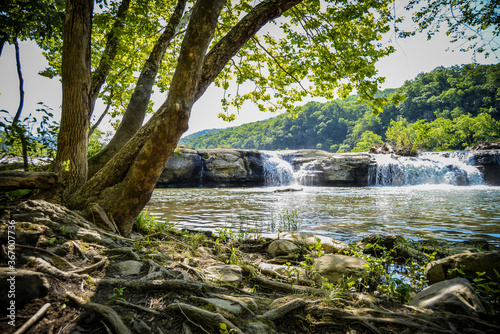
1;200;499;333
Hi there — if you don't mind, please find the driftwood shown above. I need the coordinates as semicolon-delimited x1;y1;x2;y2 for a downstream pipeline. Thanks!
13;303;51;334
0;171;58;191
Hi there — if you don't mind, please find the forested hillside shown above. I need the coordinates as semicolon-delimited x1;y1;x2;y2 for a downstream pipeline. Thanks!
180;64;500;152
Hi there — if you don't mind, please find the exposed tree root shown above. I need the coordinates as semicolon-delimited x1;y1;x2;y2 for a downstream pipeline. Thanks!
257;298;306;321
113;299;164;317
66;291;132;334
253;273;326;296
95;278;228;295
165;302;243;334
68;255;107;274
24;256;88;282
17;245;77;269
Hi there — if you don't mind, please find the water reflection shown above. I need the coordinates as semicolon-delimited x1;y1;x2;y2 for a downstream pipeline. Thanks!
145;185;500;245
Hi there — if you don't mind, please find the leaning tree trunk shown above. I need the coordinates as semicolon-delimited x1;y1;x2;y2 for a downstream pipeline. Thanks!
53;0;93;197
69;0;225;236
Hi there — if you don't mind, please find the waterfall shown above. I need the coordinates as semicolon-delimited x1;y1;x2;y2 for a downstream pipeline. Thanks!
262;151;295;186
369;152;484;186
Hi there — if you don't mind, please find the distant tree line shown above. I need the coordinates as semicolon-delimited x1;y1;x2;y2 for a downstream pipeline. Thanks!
180;64;500;152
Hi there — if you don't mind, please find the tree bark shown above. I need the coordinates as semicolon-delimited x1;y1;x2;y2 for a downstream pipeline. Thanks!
90;0;131;117
70;0;225;236
54;0;93;196
88;0;188;177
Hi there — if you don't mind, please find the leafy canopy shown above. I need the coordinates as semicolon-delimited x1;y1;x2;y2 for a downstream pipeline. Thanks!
34;0;398;127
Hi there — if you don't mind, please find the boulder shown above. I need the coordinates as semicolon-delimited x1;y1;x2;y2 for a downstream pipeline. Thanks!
469;149;500;186
113;260;143;276
313;254;369;284
426;250;500;284
205;264;243;286
199;149;264;187
267;239;299;258
0;268;50;313
157;147;203;187
409;278;485;317
291;150;372;186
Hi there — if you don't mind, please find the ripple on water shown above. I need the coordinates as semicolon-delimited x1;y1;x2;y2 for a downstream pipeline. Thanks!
146;186;500;246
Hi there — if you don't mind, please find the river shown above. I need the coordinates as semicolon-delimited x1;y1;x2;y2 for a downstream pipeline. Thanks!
145;185;500;246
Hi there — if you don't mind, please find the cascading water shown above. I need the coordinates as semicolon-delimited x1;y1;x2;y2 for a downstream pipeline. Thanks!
262;151;295;186
294;161;323;186
369;152;484;186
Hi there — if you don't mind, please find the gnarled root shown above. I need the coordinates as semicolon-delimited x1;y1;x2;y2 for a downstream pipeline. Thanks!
66;291;132;334
166;302;243;334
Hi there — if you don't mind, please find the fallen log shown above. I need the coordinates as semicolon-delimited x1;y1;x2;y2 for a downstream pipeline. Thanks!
0;171;58;191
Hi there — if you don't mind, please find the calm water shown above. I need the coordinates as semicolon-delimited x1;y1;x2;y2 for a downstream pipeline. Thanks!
145;185;500;246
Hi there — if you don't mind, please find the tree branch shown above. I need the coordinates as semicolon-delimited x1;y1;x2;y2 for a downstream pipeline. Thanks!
90;0;131;117
195;0;303;101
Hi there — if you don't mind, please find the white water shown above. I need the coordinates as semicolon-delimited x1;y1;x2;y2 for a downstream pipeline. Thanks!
262;150;485;187
262;151;323;186
368;152;484;186
262;151;295;186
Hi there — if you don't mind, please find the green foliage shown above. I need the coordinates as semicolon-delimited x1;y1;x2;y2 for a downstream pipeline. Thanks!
0;0;64;44
134;210;170;234
386;113;500;152
448;267;500;319
0;105;58;163
181;64;500;152
88;129;111;159
105;287;127;305
351;131;383;152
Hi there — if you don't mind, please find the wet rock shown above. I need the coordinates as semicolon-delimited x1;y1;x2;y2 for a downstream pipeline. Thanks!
313;254;369;284
205;264;243;286
0;268;50;312
426;250;500;284
113;260;143;276
267;239;299;258
409;278;485;317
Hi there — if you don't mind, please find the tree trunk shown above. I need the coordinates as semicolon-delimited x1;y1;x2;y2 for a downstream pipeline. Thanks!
13;38;24;125
54;0;93;196
88;0;187;177
70;0;225;236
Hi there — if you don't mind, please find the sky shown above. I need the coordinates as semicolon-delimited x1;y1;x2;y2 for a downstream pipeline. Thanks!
0;4;498;137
